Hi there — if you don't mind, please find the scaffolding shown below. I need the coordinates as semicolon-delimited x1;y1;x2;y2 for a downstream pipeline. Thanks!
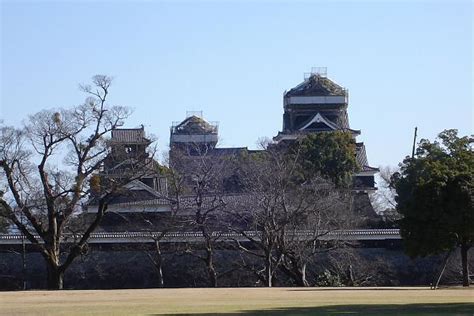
186;110;203;118
304;67;328;79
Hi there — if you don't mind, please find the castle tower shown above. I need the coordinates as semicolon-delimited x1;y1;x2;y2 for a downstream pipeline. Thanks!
274;68;378;218
105;126;151;170
102;126;167;194
169;111;219;156
274;68;360;141
86;126;169;231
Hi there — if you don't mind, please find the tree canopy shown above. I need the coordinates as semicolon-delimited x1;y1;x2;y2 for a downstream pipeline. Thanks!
288;131;359;187
393;129;473;286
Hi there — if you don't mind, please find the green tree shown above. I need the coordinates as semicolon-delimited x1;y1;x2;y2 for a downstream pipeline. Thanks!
288;131;359;187
393;129;473;287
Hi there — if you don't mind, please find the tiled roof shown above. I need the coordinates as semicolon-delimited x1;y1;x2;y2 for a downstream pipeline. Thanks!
173;116;217;135
356;143;369;167
361;165;379;172
107;198;170;207
356;143;379;172
111;128;149;144
211;147;247;156
108;190;162;204
178;194;250;209
285;74;346;97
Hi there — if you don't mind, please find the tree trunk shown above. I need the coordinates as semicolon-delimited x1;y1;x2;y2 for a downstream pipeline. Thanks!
206;251;217;287
265;251;272;287
205;246;217;288
46;263;64;290
346;264;355;286
207;260;217;288
154;240;164;288
296;263;309;287
280;257;309;287
288;258;309;287
461;243;470;287
43;244;65;290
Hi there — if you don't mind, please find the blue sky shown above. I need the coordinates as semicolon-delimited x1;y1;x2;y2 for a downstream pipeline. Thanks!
1;0;472;167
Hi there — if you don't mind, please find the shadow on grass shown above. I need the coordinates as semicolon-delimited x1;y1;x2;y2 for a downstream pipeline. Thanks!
153;303;474;316
287;287;432;291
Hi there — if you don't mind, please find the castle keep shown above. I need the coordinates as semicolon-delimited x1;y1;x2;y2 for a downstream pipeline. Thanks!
90;69;379;225
274;69;377;191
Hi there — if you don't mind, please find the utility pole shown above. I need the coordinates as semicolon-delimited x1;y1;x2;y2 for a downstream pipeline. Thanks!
411;127;418;158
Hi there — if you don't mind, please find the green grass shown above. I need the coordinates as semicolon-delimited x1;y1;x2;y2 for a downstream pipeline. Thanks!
0;287;473;315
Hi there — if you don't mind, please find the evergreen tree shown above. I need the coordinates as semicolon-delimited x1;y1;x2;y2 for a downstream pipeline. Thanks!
393;129;473;287
288;131;359;187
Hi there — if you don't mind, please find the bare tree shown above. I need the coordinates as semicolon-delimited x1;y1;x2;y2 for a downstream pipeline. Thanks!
369;166;400;225
0;75;144;289
168;144;230;287
320;248;395;287
276;181;353;287
370;166;397;213
139;159;187;288
145;235;166;288
228;145;356;287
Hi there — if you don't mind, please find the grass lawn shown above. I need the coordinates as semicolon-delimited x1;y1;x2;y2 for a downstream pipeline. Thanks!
0;287;472;316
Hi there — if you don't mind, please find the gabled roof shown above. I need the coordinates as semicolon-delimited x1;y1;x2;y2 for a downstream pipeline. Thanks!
295;113;360;136
123;179;163;198
110;128;150;144
299;113;340;131
285;74;346;97
88;179;164;206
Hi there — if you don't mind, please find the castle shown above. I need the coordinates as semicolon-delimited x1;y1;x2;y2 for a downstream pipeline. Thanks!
88;69;378;227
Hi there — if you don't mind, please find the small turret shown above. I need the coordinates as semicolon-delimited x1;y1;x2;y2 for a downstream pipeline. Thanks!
170;112;219;155
108;126;151;163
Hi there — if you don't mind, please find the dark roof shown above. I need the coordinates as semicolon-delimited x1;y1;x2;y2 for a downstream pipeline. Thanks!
285;74;346;97
173;116;217;135
211;147;247;156
178;193;251;209
356;143;379;172
356;143;369;167
107;189;160;204
361;165;379;172
107;197;169;207
87;189;158;206
110;128;150;144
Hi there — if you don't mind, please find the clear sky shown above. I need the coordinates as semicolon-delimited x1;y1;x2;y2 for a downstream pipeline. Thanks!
1;0;472;167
